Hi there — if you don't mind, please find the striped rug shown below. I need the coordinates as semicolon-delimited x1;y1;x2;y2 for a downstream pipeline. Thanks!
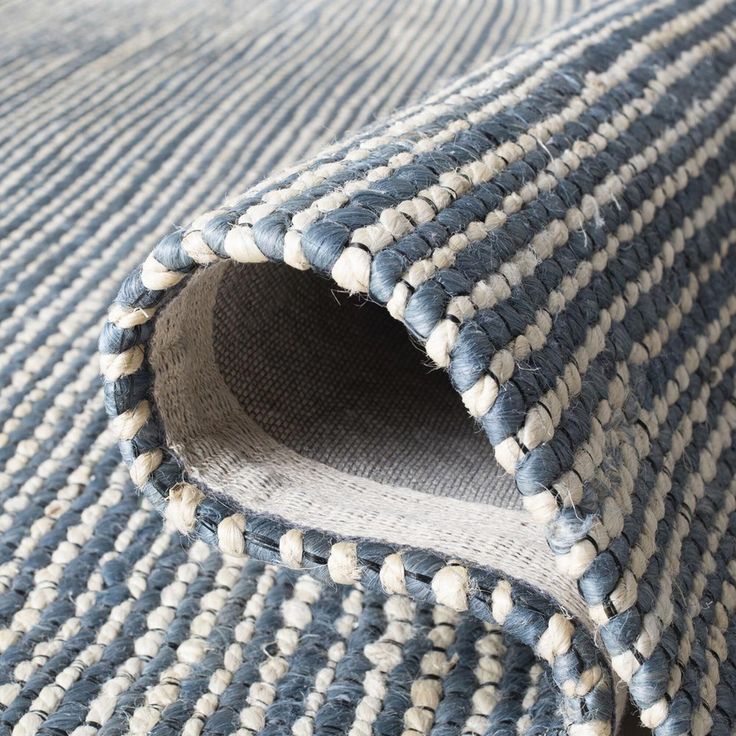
0;3;598;736
8;0;736;734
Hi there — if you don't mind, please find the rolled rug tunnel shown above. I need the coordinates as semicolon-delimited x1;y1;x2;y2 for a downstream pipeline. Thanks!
101;0;736;733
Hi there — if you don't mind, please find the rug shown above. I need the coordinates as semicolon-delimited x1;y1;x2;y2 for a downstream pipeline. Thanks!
5;0;735;734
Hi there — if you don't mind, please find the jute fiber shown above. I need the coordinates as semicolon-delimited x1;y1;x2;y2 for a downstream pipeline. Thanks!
1;2;606;736
6;0;736;734
103;0;736;733
101;0;736;732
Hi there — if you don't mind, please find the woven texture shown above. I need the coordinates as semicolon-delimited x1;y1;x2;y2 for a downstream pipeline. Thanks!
0;2;610;736
7;0;736;733
97;0;736;733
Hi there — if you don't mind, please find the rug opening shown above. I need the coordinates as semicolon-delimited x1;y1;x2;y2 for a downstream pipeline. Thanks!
210;261;517;506
149;259;590;625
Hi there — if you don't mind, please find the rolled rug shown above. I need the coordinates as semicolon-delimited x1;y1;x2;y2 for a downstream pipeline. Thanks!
3;0;733;734
0;3;612;736
99;0;736;733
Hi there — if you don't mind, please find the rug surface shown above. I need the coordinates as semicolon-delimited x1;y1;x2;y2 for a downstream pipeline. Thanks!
5;0;736;734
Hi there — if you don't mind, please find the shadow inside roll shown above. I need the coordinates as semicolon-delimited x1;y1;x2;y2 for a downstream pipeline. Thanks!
146;258;621;735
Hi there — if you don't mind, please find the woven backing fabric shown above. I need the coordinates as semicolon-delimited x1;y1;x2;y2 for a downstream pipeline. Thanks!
100;0;736;734
0;2;612;736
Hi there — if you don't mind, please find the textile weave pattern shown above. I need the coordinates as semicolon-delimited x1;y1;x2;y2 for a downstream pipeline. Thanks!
100;1;736;735
0;2;596;736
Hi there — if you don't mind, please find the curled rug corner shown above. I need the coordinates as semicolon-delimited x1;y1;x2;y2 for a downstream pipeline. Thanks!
101;0;736;733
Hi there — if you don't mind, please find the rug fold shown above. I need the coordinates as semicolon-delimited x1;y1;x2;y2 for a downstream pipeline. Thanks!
101;1;736;734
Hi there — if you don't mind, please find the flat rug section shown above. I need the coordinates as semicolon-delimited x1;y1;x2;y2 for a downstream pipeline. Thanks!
0;2;614;736
101;0;736;734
